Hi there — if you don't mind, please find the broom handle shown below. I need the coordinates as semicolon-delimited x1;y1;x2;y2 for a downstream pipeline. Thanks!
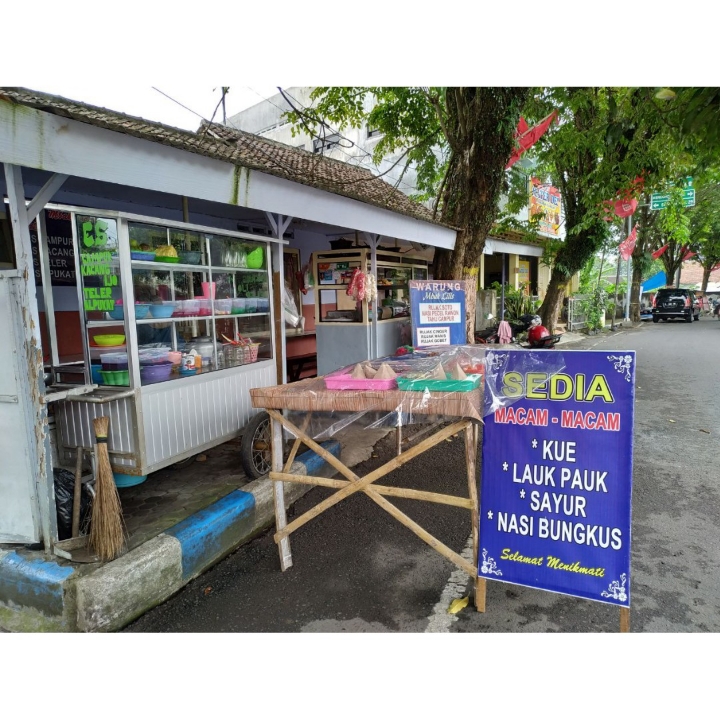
72;450;83;538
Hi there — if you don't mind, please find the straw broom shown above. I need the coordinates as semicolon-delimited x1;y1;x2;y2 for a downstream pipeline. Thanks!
89;416;126;561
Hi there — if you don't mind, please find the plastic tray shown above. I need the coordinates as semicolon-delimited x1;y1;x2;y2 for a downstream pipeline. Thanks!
131;251;155;261
324;374;397;391
396;373;482;393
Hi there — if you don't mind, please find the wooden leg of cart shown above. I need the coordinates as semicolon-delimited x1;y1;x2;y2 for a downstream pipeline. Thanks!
620;607;630;633
271;414;293;571
466;421;485;612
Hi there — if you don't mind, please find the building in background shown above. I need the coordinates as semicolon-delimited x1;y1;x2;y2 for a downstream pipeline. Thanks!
228;88;572;301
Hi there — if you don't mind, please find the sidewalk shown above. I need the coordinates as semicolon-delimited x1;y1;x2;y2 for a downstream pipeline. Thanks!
0;426;390;633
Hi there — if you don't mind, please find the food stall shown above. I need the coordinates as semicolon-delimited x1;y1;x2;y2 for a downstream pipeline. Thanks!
311;247;429;375
48;206;279;484
249;346;489;608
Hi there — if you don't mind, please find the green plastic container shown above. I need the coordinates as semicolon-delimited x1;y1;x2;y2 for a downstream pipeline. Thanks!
396;373;482;393
100;369;130;386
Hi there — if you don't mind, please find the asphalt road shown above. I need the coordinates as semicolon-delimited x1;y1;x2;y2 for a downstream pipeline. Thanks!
125;316;720;633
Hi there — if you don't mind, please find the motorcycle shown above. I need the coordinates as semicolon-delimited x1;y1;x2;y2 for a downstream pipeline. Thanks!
475;314;561;349
524;315;562;349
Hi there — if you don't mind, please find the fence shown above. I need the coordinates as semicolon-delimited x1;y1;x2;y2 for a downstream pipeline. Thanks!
567;295;587;331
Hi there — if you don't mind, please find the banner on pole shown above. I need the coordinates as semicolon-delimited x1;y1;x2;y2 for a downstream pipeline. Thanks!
480;350;635;607
409;280;466;346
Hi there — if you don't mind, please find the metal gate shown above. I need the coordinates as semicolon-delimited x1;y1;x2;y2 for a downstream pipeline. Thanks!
567;295;588;331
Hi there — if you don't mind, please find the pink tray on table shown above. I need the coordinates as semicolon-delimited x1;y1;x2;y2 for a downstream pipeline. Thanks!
323;373;397;391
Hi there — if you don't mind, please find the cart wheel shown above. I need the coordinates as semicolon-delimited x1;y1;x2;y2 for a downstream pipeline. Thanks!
172;455;198;469
240;411;273;479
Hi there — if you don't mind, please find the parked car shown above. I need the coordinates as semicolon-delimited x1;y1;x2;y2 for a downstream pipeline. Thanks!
652;288;700;323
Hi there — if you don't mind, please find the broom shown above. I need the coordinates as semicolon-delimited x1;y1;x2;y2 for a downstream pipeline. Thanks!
89;416;126;561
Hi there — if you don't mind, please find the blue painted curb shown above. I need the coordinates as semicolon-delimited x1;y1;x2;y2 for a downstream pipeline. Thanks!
165;490;256;581
1;437;344;631
164;440;341;581
0;552;75;616
298;439;341;476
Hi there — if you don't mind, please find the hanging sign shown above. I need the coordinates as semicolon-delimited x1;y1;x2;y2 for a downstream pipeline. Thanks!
29;210;76;286
529;178;561;236
409;280;466;346
479;349;635;607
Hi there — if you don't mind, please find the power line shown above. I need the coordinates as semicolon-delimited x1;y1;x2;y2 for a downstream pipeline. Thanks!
243;85;419;195
151;87;208;122
277;87;420;194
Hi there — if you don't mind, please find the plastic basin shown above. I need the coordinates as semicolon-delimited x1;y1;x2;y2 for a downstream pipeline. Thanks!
179;250;203;265
108;306;125;321
114;472;148;488
140;361;173;384
134;304;151;319
94;334;126;346
149;303;176;319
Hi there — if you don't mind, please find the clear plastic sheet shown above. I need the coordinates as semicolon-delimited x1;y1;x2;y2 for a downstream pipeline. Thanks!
250;345;568;444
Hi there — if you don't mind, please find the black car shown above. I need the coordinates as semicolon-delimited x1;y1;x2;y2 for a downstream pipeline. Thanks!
652;288;700;323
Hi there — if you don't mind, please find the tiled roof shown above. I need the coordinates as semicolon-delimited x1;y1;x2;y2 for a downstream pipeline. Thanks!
677;261;720;287
0;87;453;230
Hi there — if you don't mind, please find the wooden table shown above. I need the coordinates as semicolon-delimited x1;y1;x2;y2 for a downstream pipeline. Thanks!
250;376;486;611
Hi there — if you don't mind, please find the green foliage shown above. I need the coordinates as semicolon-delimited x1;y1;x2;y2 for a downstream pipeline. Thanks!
659;187;691;246
284;87;449;204
579;287;608;331
490;282;539;321
688;178;720;273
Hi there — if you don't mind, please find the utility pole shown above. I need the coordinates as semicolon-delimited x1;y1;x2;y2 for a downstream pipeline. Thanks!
221;87;229;125
624;215;632;321
611;218;626;331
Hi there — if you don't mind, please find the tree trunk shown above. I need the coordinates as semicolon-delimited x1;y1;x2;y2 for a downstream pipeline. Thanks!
596;247;606;290
540;268;568;333
701;265;711;294
436;88;530;341
660;243;683;290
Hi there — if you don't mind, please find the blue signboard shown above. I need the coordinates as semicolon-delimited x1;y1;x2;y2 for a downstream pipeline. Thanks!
409;280;466;347
479;349;635;607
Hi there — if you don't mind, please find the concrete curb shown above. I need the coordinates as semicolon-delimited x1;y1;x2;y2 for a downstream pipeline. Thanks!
0;440;341;632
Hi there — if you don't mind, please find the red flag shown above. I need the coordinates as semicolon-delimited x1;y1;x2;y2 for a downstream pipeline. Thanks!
506;111;558;169
619;226;637;261
652;244;669;259
614;198;638;218
682;250;696;261
711;262;720;272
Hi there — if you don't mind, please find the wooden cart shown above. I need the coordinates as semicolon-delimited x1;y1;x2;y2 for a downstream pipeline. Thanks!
250;376;487;611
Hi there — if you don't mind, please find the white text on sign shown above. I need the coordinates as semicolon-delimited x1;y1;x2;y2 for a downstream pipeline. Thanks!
419;302;461;325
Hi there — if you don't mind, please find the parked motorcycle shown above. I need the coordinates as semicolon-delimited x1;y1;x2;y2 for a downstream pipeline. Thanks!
475;314;561;349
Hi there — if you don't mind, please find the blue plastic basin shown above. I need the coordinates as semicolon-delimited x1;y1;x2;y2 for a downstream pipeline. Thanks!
114;472;148;488
149;303;176;319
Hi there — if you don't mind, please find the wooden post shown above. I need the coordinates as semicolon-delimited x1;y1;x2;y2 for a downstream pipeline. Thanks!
466;422;485;612
620;607;630;633
71;450;83;538
282;413;312;474
273;418;470;544
271;415;292;571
